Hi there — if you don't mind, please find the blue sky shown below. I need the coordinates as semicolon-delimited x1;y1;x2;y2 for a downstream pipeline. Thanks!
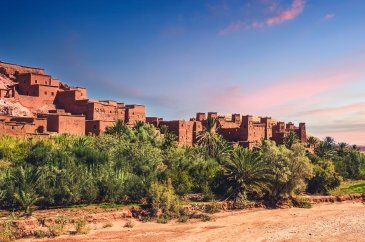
1;0;365;145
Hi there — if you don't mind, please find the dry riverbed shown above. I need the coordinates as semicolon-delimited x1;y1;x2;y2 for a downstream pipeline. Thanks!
22;200;365;242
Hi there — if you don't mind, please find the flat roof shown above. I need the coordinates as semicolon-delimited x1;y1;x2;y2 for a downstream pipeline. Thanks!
0;61;44;70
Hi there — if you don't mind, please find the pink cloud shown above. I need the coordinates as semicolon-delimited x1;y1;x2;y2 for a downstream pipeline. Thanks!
206;57;365;117
266;0;305;26
219;0;305;35
298;102;365;116
219;21;243;35
212;69;361;114
314;130;365;146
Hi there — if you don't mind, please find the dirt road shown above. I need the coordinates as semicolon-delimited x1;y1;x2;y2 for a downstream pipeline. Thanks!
33;201;365;242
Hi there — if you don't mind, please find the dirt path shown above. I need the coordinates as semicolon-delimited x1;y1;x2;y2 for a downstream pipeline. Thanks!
31;201;365;242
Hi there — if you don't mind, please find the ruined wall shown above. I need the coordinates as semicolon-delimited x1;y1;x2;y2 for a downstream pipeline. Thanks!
0;61;45;78
196;112;206;121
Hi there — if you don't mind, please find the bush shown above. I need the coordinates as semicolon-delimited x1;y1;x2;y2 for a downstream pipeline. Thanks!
0;220;16;242
48;214;69;237
102;222;113;228
139;216;152;223
149;179;179;216
292;197;312;208
33;230;49;238
205;202;221;214
48;224;64;237
307;160;342;194
123;220;135;228
200;214;214;222
75;217;90;234
177;214;189;223
156;214;171;224
261;142;313;202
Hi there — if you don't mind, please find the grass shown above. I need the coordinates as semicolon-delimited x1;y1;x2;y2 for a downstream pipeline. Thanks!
200;214;215;222
330;180;365;195
99;202;141;209
102;222;113;228
177;215;189;223
123;220;135;228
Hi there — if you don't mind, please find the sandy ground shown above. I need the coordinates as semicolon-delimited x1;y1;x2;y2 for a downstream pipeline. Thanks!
29;201;365;242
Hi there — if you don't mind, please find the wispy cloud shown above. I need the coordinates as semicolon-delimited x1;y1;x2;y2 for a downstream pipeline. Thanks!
266;0;305;26
207;66;362;114
323;13;335;21
219;0;305;35
297;102;365;117
311;124;365;146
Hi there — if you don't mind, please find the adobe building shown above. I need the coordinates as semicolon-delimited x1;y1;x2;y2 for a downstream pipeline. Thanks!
147;112;307;148
0;61;146;136
0;60;307;147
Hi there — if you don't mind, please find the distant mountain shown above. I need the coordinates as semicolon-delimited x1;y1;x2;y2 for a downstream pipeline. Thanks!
358;146;365;152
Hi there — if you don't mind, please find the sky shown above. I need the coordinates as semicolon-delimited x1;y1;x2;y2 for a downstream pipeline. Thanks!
0;0;364;145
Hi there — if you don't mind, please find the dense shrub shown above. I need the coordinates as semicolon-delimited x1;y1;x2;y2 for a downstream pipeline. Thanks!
307;159;342;194
0;122;364;214
149;179;179;216
260;141;313;202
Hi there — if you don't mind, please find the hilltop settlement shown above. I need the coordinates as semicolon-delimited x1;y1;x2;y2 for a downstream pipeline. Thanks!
0;61;307;148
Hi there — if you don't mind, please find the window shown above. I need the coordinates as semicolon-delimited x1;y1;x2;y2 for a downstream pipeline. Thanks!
51;92;54;96
44;91;47;95
93;124;97;129
35;80;38;84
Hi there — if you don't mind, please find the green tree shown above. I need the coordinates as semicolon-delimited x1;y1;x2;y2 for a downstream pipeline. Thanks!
197;117;232;158
337;142;349;157
283;131;299;149
223;147;272;202
316;136;337;159
11;166;43;216
261;141;313;202
307;136;319;149
307;159;342;194
105;119;126;135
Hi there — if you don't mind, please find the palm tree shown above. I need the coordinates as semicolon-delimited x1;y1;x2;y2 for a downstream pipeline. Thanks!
11;166;43;216
223;148;272;203
337;142;349;157
283;131;298;149
197;117;219;157
307;136;319;149
159;125;169;135
316;136;336;159
134;120;145;130
105;119;125;135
